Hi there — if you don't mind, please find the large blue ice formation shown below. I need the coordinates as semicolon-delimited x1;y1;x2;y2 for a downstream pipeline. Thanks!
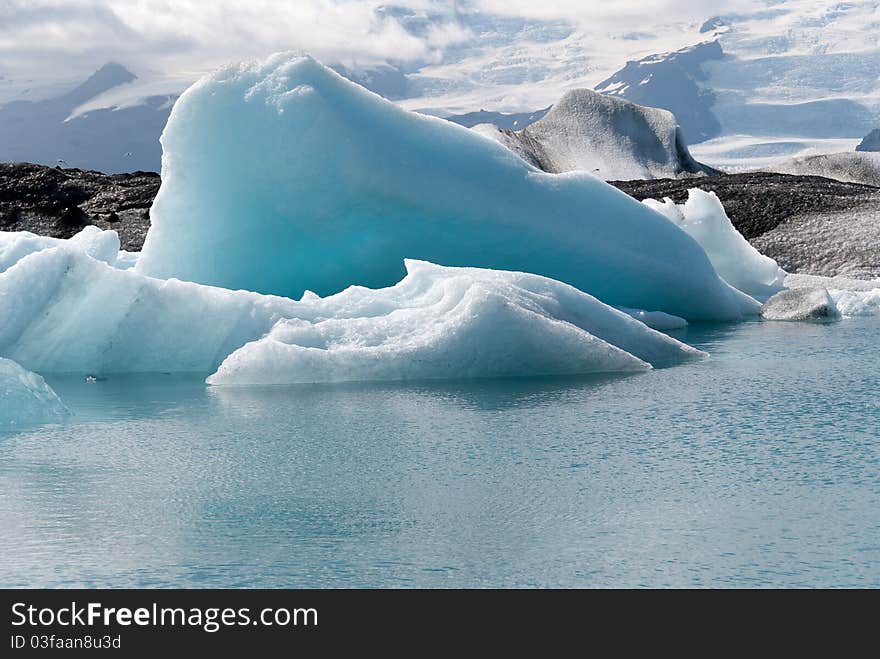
0;357;69;430
0;244;701;379
136;53;757;322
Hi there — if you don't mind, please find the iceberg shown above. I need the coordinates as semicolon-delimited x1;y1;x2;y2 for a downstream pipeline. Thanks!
0;357;69;430
643;189;786;300
207;260;705;385
0;246;297;374
137;53;757;322
0;247;702;379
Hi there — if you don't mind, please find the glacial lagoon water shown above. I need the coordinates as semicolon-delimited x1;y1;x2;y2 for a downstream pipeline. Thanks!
1;317;878;588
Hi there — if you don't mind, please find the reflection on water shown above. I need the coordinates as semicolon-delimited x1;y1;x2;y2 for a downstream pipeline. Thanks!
0;318;878;587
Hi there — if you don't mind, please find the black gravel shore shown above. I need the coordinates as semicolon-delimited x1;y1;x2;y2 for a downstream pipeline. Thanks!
0;162;159;251
609;172;879;240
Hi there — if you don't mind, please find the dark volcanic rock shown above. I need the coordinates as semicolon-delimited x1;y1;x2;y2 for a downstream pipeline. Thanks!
609;172;878;239
611;172;880;278
0;162;159;250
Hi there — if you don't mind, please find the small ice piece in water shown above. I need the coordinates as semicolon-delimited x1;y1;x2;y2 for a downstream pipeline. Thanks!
0;357;69;430
643;189;786;300
783;273;880;317
761;288;840;321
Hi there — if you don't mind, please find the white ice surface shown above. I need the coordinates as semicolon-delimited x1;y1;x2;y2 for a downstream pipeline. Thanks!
137;53;757;322
0;226;121;273
643;189;787;300
207;260;704;386
0;247;703;379
618;308;688;331
0;357;69;430
784;272;880;317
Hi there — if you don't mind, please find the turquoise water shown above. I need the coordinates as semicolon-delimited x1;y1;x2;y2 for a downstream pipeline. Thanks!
1;318;878;588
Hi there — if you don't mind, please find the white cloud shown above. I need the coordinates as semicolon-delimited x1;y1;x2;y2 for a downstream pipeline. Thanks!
0;0;468;81
3;0;874;115
0;0;765;83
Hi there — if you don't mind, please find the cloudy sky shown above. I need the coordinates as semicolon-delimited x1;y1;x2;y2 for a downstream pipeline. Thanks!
2;1;871;112
0;1;752;77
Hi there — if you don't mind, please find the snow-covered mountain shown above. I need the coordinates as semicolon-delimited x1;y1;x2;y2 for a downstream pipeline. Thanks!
594;41;724;144
0;63;173;173
473;89;717;180
4;1;880;174
857;129;880;152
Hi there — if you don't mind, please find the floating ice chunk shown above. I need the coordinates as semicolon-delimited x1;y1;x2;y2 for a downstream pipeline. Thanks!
0;226;120;273
0;357;69;430
643;189;786;300
207;260;705;386
0;246;299;374
784;272;880;317
137;53;757;322
618;308;688;330
830;288;880;316
761;288;840;321
0;249;703;379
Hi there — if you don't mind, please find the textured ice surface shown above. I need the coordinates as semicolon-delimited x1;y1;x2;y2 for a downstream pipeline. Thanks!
0;357;68;430
618;308;688;331
207;260;704;386
0;246;298;374
829;289;880;316
0;248;703;378
643;189;786;300
784;273;880;318
137;54;756;322
0;226;120;273
761;288;840;322
475;89;717;180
